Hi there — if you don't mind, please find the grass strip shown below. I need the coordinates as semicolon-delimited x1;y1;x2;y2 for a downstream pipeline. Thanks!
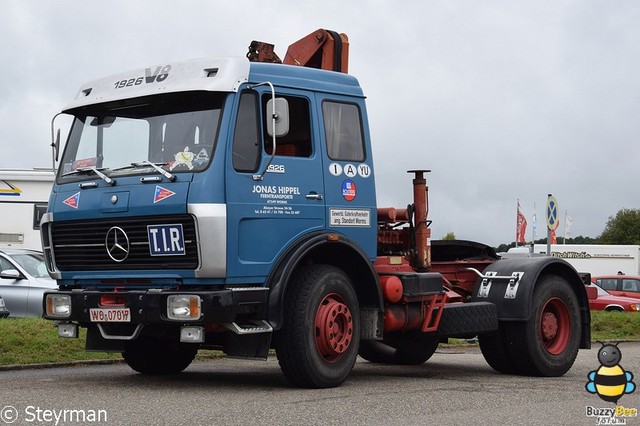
1;311;638;366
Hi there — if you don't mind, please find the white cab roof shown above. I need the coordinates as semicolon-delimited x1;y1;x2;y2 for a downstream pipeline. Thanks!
64;57;249;111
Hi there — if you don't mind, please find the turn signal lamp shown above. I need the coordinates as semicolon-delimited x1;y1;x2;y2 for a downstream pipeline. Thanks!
46;294;71;318
630;304;640;312
167;295;201;320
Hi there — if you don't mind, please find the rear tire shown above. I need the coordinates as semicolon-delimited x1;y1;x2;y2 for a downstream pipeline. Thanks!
479;275;580;376
275;265;360;388
123;336;197;375
478;328;517;374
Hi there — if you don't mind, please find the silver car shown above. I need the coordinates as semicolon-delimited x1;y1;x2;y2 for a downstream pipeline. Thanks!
0;249;57;317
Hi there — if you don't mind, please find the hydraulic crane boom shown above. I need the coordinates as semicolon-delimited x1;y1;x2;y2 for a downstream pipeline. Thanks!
247;28;349;73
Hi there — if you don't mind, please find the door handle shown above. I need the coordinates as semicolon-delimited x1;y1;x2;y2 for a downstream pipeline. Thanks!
305;192;323;200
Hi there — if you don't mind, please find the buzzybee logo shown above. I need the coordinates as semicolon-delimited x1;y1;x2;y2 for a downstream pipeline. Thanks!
584;342;638;425
586;342;635;403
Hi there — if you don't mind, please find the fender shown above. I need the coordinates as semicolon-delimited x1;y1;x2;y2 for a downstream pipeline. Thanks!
471;256;591;349
266;231;383;330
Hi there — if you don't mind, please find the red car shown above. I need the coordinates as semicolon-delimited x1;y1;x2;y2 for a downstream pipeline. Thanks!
592;275;640;300
588;284;640;312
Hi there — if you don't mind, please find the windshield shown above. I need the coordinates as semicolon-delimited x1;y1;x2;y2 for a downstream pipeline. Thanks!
8;253;50;279
58;92;225;182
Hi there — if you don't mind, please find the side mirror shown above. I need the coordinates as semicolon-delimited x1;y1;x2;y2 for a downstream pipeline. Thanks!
50;113;73;171
266;98;289;137
0;269;24;280
54;129;60;162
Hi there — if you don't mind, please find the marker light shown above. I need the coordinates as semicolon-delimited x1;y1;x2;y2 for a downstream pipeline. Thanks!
57;323;78;338
167;295;201;320
180;326;204;343
46;294;72;318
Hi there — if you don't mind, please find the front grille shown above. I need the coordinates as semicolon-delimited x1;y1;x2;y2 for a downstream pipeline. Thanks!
51;215;198;270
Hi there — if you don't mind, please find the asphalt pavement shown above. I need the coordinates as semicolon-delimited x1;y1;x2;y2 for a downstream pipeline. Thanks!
1;343;639;425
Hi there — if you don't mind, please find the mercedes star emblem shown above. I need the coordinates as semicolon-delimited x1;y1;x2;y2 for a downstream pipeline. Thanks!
105;226;130;262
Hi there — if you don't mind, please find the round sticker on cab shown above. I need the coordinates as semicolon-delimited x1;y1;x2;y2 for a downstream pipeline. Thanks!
341;179;356;201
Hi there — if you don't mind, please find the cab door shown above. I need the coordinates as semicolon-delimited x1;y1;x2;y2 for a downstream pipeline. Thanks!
318;96;377;259
225;89;325;283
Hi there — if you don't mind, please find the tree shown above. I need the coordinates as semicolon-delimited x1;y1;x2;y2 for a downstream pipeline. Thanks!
441;232;456;240
599;209;640;244
493;235;600;252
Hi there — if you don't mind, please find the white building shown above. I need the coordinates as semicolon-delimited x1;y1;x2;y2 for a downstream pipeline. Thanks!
533;244;640;276
0;168;54;250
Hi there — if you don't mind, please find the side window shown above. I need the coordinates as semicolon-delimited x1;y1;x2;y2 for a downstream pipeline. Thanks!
622;279;639;292
233;92;261;171
262;95;312;157
597;279;618;291
0;256;13;272
322;101;365;162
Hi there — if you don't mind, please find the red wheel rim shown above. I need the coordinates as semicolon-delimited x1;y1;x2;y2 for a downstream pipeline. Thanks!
315;293;353;363
540;297;571;355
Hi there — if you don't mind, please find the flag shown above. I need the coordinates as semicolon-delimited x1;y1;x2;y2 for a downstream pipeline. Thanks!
564;213;573;241
550;228;557;244
516;200;527;244
532;204;537;242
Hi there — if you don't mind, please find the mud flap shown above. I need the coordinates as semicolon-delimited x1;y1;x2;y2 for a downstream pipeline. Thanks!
435;302;498;338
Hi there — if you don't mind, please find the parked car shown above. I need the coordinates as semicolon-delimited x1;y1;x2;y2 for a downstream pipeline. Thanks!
593;275;640;300
588;283;640;312
0;249;57;317
0;295;9;318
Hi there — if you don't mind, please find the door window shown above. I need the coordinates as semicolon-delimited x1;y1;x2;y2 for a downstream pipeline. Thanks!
322;101;365;161
262;95;312;158
232;92;261;171
622;279;640;292
596;278;618;291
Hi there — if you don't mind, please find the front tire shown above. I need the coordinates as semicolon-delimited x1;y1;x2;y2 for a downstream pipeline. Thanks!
275;265;360;388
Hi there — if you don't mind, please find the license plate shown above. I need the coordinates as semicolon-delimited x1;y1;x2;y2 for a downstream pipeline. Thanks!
89;308;131;323
147;224;186;256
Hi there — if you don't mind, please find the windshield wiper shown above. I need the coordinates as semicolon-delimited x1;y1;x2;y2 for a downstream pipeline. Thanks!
115;161;176;182
62;166;116;186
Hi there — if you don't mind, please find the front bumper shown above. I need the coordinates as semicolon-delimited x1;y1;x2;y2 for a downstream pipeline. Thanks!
42;287;269;325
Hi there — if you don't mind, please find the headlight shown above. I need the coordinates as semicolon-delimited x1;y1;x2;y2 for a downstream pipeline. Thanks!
0;298;5;308
46;294;71;318
167;295;201;320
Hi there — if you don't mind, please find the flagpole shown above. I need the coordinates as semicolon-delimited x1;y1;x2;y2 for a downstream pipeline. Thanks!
532;202;537;245
563;210;567;244
546;194;551;255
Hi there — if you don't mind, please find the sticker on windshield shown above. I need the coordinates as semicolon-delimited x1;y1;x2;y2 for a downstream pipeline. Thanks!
154;186;175;203
72;157;98;170
170;147;195;171
193;148;210;167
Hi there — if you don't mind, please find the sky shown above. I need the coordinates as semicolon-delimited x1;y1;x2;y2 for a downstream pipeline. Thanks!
1;0;639;247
